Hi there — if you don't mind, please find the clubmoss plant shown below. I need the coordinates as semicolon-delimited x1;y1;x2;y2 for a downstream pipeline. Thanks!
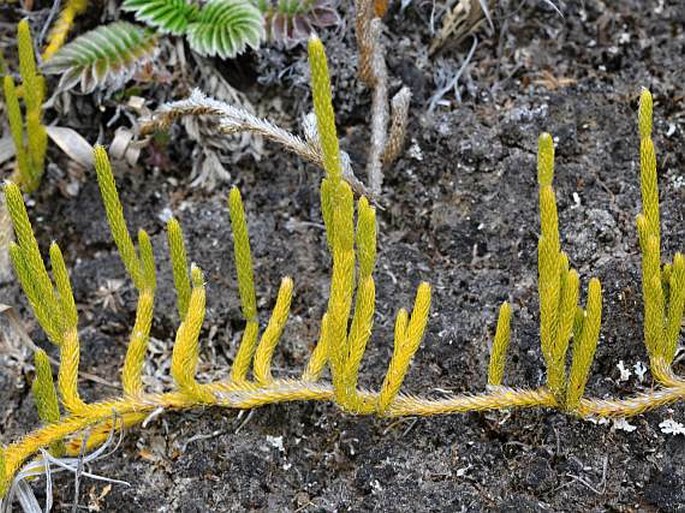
2;19;47;193
0;39;683;508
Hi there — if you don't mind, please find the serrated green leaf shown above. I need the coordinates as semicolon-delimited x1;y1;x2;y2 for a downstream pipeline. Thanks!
122;0;200;36
43;22;158;93
186;0;263;59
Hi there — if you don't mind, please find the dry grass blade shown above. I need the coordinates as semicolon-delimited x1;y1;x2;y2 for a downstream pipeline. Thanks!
45;126;94;168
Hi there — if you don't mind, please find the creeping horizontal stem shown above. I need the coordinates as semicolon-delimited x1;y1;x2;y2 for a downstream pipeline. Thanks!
5;375;685;483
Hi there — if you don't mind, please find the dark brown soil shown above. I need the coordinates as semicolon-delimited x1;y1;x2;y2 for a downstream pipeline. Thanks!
1;0;685;511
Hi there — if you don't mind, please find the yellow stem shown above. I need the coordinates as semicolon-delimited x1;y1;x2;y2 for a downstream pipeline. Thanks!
5;375;685;488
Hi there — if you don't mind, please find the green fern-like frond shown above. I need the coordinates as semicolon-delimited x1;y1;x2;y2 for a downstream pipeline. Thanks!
122;0;199;36
42;22;158;93
120;0;263;59
186;0;263;58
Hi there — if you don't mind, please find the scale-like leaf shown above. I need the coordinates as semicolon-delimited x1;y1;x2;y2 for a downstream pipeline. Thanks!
43;22;159;93
186;0;263;59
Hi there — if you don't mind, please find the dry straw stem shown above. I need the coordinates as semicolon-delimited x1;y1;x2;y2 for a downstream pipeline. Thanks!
355;0;376;86
3;20;47;193
354;0;412;195
140;89;372;199
382;87;411;165
0;49;684;502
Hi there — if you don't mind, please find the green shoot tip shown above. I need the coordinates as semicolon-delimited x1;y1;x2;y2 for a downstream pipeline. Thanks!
190;264;204;288
639;88;653;140
537;133;555;187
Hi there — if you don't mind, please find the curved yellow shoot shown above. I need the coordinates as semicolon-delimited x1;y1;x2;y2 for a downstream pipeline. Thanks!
170;266;209;400
253;278;294;385
566;278;602;410
378;283;431;413
487;302;512;387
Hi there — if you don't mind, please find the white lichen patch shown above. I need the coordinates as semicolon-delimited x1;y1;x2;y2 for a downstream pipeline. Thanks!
659;419;685;436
